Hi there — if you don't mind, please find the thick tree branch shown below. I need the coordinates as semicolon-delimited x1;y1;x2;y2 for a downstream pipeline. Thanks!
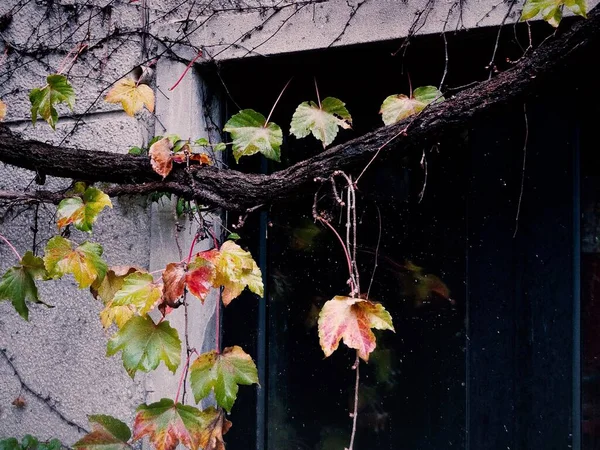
0;7;599;211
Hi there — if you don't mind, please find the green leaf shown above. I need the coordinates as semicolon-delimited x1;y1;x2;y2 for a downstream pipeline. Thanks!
195;138;209;146
380;86;444;126
565;0;587;17
128;146;144;156
133;398;210;450
223;109;282;162
214;142;227;152
74;415;131;450
0;438;19;450
29;74;75;129
189;345;258;412
520;0;585;26
43;236;107;288
112;272;162;314
227;233;241;241
290;97;352;148
106;315;181;378
0;251;50;320
56;186;112;232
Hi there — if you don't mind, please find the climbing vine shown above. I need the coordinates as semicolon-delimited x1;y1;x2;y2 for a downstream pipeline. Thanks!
0;0;595;449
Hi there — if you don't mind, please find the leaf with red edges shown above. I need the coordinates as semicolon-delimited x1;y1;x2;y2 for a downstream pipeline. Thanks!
73;414;131;450
318;295;394;361
133;398;209;450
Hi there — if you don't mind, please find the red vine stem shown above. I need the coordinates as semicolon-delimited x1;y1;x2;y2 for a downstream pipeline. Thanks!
0;233;22;261
187;232;201;264
215;294;221;355
348;353;360;450
175;348;198;404
169;50;203;91
316;217;356;295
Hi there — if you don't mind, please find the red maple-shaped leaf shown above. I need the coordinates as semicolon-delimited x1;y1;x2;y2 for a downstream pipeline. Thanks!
162;262;186;305
133;398;206;450
186;251;217;303
318;295;395;361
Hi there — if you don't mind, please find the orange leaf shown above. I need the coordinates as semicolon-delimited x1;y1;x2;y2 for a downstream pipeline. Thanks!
186;251;217;303
149;138;174;179
189;153;211;165
198;408;231;450
318;295;394;361
162;262;186;305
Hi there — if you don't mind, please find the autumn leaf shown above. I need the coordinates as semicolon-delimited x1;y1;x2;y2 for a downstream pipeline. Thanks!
44;237;107;289
318;295;394;361
380;86;444;126
290;97;352;147
223;109;283;163
73;414;131;450
186;251;217;303
106;315;181;378
212;241;263;306
100;302;136;329
189;345;258;412
105;78;154;116
0;251;50;320
0;99;6;121
112;272;162;315
29;74;75;129
133;398;207;450
198;408;232;450
162;262;186;305
56;186;112;232
149;137;174;179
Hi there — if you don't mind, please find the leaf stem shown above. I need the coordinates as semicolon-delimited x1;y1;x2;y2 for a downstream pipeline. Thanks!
314;77;322;109
0;233;22;261
348;353;360;450
265;77;293;125
187;232;201;265
215;291;221;355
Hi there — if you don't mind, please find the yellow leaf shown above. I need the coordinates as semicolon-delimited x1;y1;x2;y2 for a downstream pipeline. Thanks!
212;241;263;306
0;99;6;121
100;301;136;329
105;78;155;116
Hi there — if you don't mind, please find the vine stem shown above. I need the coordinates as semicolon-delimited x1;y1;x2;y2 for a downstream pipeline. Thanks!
314;77;322;109
316;216;356;295
0;233;22;261
347;353;360;450
169;49;203;91
175;349;198;404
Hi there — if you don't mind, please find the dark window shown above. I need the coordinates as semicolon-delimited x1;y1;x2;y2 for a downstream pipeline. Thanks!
202;20;596;450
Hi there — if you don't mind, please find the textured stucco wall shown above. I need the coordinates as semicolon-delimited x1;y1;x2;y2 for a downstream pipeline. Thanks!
1;0;593;445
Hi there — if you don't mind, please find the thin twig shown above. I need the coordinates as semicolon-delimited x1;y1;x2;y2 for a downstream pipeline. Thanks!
366;204;382;299
513;103;528;238
0;349;89;434
346;353;361;450
418;148;428;203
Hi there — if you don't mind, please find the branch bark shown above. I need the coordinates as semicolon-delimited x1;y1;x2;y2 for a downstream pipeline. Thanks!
1;7;598;211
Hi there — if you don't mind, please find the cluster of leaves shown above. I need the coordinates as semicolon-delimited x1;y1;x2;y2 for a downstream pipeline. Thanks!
521;0;587;26
0;435;61;450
